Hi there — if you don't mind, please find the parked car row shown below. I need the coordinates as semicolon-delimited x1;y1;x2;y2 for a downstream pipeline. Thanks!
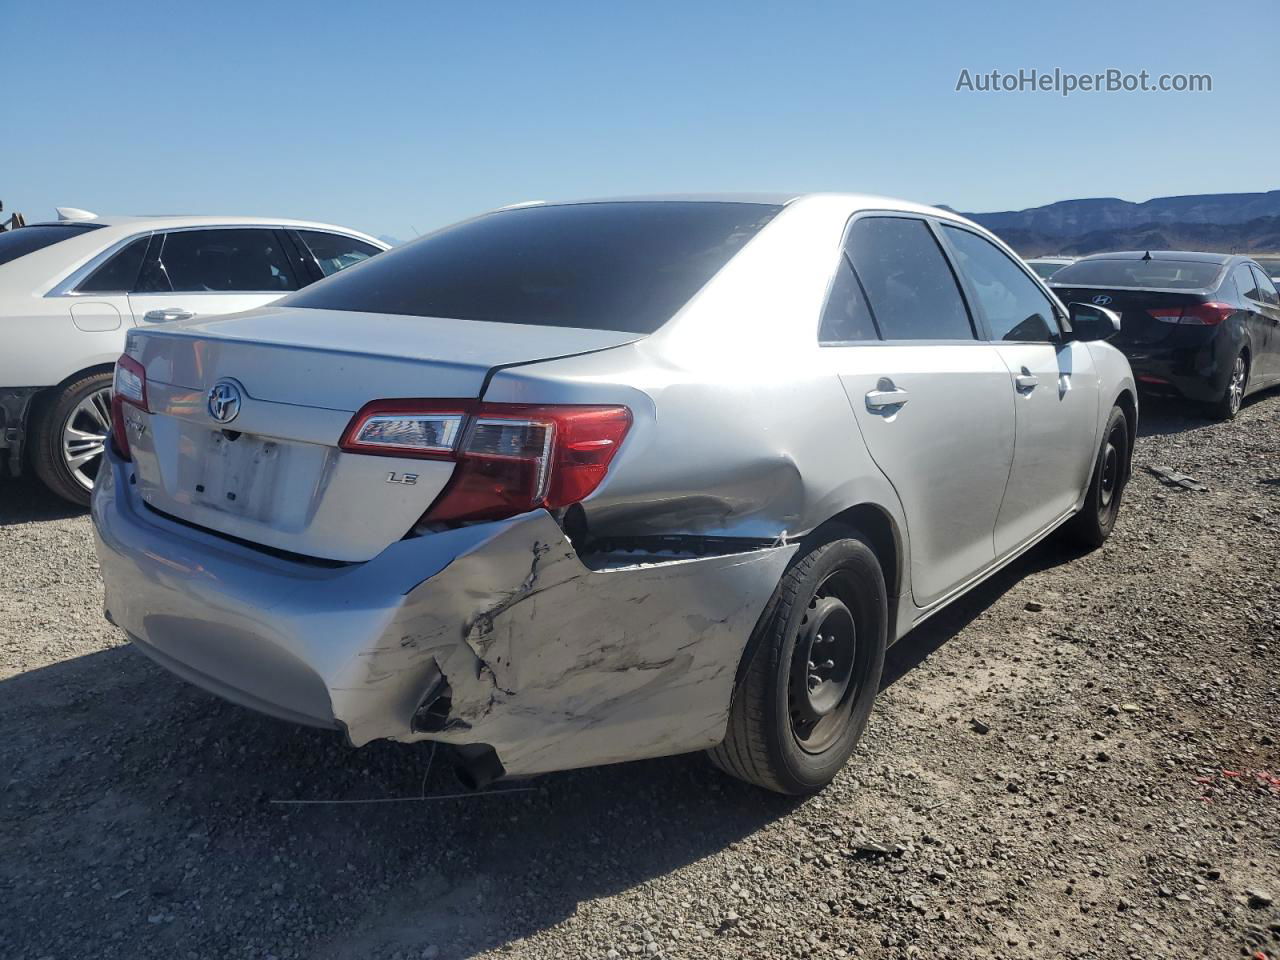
89;194;1139;795
0;210;386;504
1048;251;1280;419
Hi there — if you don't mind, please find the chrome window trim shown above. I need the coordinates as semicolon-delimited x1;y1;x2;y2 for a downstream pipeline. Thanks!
139;225;301;296
817;209;982;345
44;224;383;298
934;220;1067;344
45;232;154;297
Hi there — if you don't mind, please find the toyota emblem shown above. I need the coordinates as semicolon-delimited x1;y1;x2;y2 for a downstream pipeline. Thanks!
207;380;243;424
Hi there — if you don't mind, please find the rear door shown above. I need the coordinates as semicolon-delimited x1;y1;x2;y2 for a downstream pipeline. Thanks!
127;227;300;325
940;224;1099;556
825;215;1014;608
65;234;152;331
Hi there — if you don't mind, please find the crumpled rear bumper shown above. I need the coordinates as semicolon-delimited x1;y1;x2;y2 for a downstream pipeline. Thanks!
92;448;795;778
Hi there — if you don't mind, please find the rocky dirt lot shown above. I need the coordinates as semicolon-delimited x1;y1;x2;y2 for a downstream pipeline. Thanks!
2;391;1278;960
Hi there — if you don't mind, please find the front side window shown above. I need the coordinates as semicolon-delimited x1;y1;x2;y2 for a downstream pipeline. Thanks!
283;201;782;334
296;230;382;278
943;226;1059;342
75;236;150;293
138;229;298;293
844;217;973;341
1249;266;1278;306
1234;263;1261;302
819;255;878;342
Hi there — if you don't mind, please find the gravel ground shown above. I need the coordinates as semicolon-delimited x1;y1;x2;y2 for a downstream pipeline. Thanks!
2;391;1278;960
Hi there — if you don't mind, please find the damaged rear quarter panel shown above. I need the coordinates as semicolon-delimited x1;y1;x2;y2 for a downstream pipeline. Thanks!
342;512;797;777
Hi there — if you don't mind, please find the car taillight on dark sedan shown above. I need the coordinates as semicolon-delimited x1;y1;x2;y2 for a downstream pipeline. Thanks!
339;400;632;523
1147;302;1235;326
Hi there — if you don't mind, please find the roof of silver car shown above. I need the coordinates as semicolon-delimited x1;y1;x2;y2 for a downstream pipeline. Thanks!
501;193;976;223
501;193;800;208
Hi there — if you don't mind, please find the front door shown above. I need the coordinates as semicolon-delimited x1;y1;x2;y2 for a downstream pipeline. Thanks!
938;223;1102;556
989;340;1099;553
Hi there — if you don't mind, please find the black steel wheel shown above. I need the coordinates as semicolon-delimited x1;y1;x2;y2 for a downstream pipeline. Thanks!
709;532;887;795
1063;404;1129;549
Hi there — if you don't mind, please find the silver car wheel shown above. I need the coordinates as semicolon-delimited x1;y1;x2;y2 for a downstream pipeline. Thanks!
1227;355;1246;416
62;387;113;492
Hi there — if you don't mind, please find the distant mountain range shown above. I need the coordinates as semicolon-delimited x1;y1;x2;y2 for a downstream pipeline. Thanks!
947;191;1280;257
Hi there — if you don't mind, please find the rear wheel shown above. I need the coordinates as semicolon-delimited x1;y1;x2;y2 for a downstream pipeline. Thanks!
1210;352;1248;420
1063;404;1128;549
708;534;887;795
30;372;114;507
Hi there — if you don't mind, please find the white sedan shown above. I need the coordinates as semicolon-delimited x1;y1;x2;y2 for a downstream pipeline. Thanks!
0;210;386;504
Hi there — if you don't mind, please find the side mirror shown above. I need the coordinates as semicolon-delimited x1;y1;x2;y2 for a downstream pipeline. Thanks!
1066;302;1121;341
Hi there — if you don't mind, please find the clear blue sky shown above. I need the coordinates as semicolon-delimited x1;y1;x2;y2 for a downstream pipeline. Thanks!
5;0;1278;241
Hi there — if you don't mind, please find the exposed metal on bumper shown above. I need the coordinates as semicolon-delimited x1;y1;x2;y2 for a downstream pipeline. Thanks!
93;449;796;777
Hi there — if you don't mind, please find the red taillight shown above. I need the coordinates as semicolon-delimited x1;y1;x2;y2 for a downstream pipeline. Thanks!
110;354;149;460
340;400;632;524
1148;302;1234;326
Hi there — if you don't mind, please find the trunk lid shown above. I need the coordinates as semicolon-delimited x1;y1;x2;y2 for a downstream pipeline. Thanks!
125;307;641;562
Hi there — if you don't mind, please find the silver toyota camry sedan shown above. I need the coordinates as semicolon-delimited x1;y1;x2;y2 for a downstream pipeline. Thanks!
93;194;1136;794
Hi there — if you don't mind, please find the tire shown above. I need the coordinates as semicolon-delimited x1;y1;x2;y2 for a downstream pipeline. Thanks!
1063;404;1128;549
1210;351;1248;420
29;371;115;507
709;534;887;795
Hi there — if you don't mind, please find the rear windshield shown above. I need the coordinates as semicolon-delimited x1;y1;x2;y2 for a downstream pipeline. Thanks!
0;224;103;267
282;201;782;334
1027;260;1068;280
1051;258;1223;290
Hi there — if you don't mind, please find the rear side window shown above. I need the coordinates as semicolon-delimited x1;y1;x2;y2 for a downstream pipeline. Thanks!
1051;258;1223;290
0;224;103;267
1251;266;1279;306
137;229;298;293
819;255;878;342
1234;264;1262;302
845;217;974;340
295;230;382;277
75;236;150;293
282;201;782;334
943;226;1058;342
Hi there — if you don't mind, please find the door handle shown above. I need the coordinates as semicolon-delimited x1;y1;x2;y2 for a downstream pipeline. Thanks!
865;386;910;410
1015;371;1039;392
143;308;194;323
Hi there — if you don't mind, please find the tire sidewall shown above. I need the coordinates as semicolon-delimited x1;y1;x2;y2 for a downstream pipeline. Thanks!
765;537;887;792
1215;352;1248;420
31;372;114;506
1091;406;1129;538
